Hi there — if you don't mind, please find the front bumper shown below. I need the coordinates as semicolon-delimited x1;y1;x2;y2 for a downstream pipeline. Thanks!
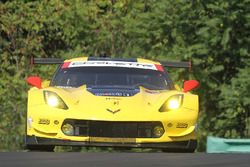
25;135;197;150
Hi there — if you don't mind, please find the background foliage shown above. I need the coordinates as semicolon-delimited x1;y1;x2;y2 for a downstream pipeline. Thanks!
0;0;249;151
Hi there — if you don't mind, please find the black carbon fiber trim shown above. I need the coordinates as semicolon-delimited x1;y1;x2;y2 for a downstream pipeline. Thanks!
61;120;164;138
25;135;197;150
31;57;64;64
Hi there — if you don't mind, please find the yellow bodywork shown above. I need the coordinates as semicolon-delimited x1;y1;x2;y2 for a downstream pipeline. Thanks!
26;57;199;146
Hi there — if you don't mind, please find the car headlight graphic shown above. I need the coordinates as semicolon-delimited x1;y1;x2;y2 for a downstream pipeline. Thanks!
62;123;74;136
159;94;183;112
44;91;68;110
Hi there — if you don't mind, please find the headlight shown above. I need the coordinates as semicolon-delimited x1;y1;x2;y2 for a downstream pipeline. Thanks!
159;94;183;112
44;91;68;110
153;126;165;138
61;123;74;136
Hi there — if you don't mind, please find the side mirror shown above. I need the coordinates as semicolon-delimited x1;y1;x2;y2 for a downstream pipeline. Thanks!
27;76;42;89
183;80;199;93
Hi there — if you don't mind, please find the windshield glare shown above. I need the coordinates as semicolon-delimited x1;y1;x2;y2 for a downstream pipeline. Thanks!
51;67;171;90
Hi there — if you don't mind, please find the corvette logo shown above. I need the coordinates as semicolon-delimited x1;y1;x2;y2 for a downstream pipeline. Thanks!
106;108;121;114
64;61;158;71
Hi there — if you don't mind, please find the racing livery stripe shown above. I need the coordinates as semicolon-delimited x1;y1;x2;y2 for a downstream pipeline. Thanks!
61;62;71;69
88;57;137;62
155;64;164;72
61;61;161;71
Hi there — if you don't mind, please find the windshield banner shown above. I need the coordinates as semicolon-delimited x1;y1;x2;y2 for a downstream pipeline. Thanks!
62;61;160;70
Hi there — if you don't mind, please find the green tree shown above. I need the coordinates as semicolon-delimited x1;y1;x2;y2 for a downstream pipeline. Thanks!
0;0;249;151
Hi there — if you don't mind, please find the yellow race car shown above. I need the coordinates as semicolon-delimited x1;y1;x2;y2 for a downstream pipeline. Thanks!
26;57;199;152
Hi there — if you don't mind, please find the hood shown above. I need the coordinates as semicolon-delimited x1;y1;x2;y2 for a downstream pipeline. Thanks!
47;85;176;121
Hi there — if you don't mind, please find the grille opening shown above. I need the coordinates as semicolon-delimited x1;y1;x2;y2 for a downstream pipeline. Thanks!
62;120;164;138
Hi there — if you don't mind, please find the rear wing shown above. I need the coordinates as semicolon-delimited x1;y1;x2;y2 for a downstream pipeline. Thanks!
160;61;191;69
30;57;192;70
160;61;191;68
30;57;64;65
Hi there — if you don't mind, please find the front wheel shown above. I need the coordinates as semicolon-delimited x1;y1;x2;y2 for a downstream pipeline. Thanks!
26;145;55;152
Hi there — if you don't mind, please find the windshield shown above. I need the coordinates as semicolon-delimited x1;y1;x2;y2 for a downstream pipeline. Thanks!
51;67;172;90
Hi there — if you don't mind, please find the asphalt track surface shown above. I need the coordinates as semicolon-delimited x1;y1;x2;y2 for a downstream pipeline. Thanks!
0;152;250;167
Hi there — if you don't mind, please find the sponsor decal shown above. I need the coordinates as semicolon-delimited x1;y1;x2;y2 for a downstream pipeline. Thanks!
96;92;130;96
87;87;140;97
176;123;188;128
56;86;74;88
61;61;162;71
106;97;122;100
89;137;136;143
38;119;50;125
